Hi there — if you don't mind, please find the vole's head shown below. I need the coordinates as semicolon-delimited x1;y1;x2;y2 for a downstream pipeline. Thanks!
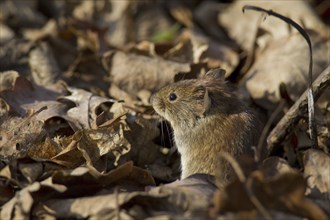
151;69;231;130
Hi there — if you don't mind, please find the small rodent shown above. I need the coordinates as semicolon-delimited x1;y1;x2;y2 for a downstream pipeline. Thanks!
151;69;260;185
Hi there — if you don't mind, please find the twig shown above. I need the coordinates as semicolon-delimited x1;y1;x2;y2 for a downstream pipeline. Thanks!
267;66;330;153
246;176;273;220
219;152;246;182
219;152;272;219
256;83;293;160
8;106;47;133
243;5;318;148
115;186;120;220
256;100;286;160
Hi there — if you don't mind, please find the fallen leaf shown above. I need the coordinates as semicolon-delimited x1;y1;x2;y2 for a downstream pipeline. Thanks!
0;70;19;92
29;42;60;85
260;156;297;178
163;29;239;76
103;51;191;98
0;23;15;44
0;0;47;30
242;31;329;110
218;1;325;53
303;149;330;199
213;169;327;220
0;115;45;157
0;76;67;121
1;182;37;220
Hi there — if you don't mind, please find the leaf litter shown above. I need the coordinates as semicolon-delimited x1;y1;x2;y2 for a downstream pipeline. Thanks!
0;0;329;219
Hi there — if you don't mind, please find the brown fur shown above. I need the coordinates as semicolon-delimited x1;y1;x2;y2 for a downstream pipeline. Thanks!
151;69;260;186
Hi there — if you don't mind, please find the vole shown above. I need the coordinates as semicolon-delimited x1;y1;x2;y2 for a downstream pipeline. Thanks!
151;69;260;186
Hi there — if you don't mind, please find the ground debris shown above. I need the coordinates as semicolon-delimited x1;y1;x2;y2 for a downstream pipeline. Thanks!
0;0;329;219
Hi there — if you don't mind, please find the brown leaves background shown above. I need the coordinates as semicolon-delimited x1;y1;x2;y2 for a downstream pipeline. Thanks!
0;0;329;219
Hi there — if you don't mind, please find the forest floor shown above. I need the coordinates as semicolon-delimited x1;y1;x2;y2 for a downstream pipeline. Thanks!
0;0;329;219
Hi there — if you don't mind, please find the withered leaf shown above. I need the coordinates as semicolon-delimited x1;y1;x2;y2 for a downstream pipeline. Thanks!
213;170;327;220
103;51;191;98
1;182;37;220
0;76;67;121
0;115;45;157
164;29;239;76
0;71;19;92
1;1;329;220
242;32;329;110
59;86;115;130
50;161;154;194
37;190;167;219
150;173;217;202
29;42;60;86
260;156;297;178
1;180;67;220
303;149;330;199
218;1;325;53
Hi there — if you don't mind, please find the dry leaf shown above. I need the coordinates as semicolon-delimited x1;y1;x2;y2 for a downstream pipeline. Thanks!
0;115;45;157
0;39;34;71
242;32;329;110
1;1;329;219
103;50;191;98
218;1;325;53
0;23;14;44
59;86;115;130
0;76;66;121
260;156;297;178
163;29;239;75
303;149;330;199
29;42;60;85
0;0;47;30
104;52;190;95
213;168;327;220
0;70;19;92
1;182;38;220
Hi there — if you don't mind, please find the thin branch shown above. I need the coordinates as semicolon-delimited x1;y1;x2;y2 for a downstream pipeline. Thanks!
256;100;286;159
115;186;121;220
219;152;272;220
246;176;273;220
267;66;330;153
219;152;246;182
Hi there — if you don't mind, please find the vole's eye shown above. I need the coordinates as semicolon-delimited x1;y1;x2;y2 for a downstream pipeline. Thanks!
168;92;177;101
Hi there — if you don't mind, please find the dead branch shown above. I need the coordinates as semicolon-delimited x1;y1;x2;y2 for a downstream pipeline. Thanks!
267;66;330;153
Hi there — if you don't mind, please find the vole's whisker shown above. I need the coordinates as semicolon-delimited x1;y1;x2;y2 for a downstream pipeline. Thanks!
160;119;165;147
144;106;156;115
165;120;174;149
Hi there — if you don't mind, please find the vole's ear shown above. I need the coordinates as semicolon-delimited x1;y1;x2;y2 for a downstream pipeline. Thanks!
205;68;226;80
201;89;211;116
194;85;211;117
